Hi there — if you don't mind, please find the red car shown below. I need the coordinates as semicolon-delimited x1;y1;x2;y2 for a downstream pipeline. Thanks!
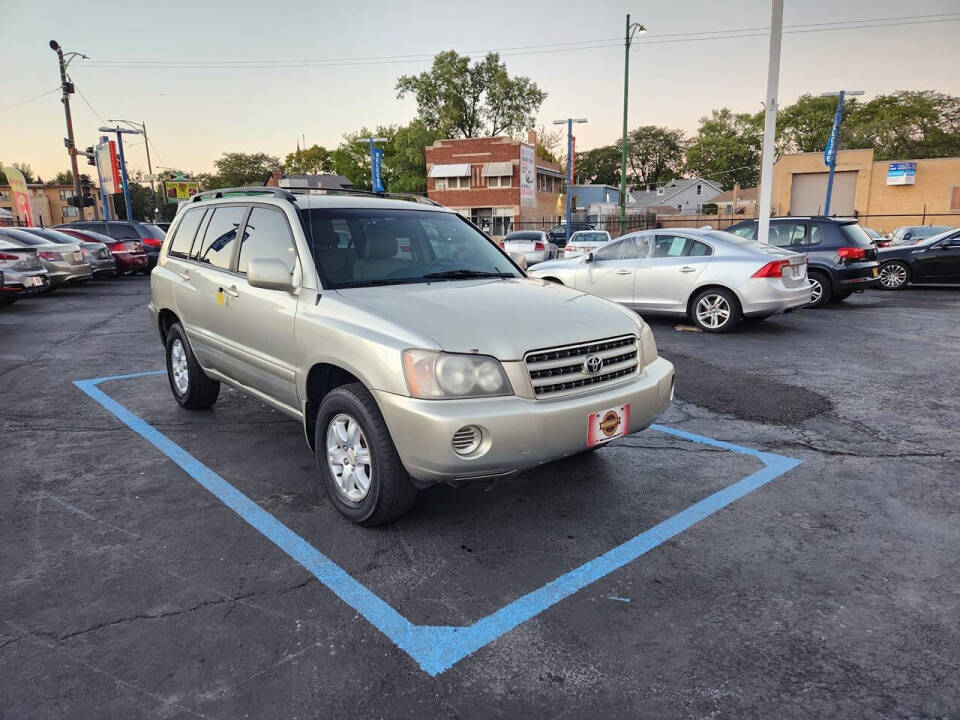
56;227;149;275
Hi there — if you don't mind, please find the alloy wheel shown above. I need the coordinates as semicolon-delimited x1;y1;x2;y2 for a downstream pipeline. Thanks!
326;413;373;503
809;277;824;304
880;263;907;289
170;339;189;395
695;294;731;330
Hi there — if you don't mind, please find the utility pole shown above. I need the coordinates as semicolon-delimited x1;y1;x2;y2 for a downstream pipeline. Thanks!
620;14;647;231
820;90;864;216
109;119;158;219
756;0;783;246
49;40;88;206
553;117;587;244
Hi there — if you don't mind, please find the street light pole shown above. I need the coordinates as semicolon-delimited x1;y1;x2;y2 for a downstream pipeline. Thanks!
109;119;158;219
756;0;783;246
553;117;587;244
820;90;864;216
49;40;88;208
620;15;647;231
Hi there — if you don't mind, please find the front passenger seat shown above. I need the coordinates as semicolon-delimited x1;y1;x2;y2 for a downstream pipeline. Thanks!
353;228;411;281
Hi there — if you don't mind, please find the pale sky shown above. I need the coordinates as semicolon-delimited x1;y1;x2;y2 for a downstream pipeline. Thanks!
2;0;958;181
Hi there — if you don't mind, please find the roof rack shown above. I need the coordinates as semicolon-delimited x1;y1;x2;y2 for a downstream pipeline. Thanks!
288;187;442;207
190;187;296;203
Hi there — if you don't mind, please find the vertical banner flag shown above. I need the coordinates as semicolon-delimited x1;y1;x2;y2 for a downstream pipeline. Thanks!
3;166;33;226
372;147;385;193
824;97;844;167
571;136;576;182
519;143;536;207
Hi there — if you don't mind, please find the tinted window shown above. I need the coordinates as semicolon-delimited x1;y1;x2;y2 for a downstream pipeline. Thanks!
106;223;140;240
687;240;713;257
504;232;542;241
139;223;166;240
806;225;825;246
767;223;805;248
653;235;689;258
238;207;297;274
729;225;756;239
193;206;246;270
168;209;205;258
594;236;649;261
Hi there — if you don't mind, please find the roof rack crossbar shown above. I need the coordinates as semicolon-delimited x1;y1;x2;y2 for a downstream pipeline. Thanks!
286;187;442;207
190;187;296;203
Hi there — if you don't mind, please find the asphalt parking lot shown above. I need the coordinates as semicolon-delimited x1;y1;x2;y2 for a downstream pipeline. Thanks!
2;277;958;719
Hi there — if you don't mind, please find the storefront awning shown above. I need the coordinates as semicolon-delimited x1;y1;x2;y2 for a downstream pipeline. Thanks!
428;163;471;178
481;161;514;177
537;165;564;177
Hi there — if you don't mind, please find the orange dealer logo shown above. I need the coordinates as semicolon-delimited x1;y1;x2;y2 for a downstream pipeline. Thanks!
599;410;621;437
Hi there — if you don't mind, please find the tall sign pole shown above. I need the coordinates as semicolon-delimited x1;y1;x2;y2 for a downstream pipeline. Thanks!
756;0;783;245
820;89;864;216
554;118;587;244
115;132;134;221
620;15;646;231
94;135;112;221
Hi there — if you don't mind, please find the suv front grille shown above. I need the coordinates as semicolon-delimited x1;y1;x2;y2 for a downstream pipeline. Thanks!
525;335;639;399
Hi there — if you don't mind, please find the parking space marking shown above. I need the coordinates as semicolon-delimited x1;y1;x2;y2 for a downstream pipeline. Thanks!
75;371;801;677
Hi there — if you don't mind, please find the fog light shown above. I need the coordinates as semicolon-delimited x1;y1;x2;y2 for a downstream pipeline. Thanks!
452;425;482;455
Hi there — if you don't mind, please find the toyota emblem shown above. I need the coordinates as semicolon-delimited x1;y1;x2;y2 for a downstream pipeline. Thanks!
584;355;603;375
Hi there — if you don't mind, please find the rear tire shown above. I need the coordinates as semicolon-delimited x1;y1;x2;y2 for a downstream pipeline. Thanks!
807;271;832;308
315;383;418;526
833;292;853;302
690;288;740;333
878;261;909;291
165;323;220;409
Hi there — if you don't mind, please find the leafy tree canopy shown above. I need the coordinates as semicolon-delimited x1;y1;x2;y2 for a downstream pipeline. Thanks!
621;125;686;187
0;162;36;184
396;51;546;138
574;145;621;186
684;108;763;190
328;120;439;193
198;152;280;190
284;144;333;175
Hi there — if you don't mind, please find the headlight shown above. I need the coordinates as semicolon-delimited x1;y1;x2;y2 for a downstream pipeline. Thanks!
402;350;512;398
639;322;658;367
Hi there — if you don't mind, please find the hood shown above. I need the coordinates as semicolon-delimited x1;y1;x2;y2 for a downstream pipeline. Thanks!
339;277;640;360
528;257;582;273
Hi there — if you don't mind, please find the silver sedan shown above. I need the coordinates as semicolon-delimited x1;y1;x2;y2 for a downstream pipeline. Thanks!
502;230;558;266
528;228;812;333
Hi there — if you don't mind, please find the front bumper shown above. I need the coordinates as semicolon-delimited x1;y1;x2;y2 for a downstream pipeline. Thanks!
374;356;675;484
738;278;813;316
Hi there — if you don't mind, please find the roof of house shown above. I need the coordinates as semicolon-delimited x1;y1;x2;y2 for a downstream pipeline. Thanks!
629;177;722;206
709;187;759;204
276;173;355;190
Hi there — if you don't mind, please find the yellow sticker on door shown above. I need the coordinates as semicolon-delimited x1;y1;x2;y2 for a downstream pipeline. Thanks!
217;289;225;306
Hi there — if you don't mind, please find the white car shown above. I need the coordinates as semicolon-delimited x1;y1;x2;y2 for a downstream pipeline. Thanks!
528;228;812;333
502;230;557;266
564;230;612;258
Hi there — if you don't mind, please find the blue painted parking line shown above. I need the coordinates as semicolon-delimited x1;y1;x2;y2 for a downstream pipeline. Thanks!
75;371;802;677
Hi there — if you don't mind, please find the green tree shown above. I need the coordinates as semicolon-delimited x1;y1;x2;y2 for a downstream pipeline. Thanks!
533;124;562;164
574;145;621;185
851;91;960;160
0;162;36;184
684;108;763;190
283;144;333;175
53;170;74;185
111;182;154;222
620;125;686;187
199;152;280;190
330;121;439;193
396;51;546;138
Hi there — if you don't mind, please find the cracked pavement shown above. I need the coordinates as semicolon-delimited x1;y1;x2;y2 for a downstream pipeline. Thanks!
1;277;958;718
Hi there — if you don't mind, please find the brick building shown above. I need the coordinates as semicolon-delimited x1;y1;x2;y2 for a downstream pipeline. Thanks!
425;132;563;238
0;183;102;226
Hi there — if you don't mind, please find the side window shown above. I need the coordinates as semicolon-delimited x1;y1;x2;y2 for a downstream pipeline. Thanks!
730;225;756;239
686;240;713;257
192;206;246;270
805;224;825;246
237;207;297;274
168;209;205;258
594;237;647;261
767;223;805;248
652;235;689;258
593;239;625;261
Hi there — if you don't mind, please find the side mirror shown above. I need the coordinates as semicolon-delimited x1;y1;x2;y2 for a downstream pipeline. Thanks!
584;252;594;263
247;257;294;291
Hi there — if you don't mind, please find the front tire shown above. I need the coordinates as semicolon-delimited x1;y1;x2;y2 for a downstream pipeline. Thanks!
807;271;832;308
878;261;909;290
315;383;418;526
691;288;740;333
165;323;220;409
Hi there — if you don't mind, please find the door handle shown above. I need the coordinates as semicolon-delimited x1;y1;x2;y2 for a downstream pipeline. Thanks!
614;269;632;275
680;266;696;273
178;270;190;281
221;285;240;298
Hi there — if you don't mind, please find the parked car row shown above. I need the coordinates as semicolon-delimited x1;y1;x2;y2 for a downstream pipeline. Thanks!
0;220;153;306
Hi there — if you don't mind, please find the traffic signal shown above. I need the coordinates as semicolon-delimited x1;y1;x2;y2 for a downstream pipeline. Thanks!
79;175;95;207
85;146;95;166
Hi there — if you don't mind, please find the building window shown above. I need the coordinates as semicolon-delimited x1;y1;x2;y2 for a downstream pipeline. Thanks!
696;184;702;195
492;208;513;236
62;206;79;217
487;176;511;188
436;176;469;190
952;185;960;211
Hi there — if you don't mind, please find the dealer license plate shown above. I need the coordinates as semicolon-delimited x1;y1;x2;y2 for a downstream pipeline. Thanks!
26;275;44;288
587;404;630;446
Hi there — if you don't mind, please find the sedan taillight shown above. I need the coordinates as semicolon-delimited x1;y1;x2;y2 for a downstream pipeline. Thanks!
534;242;546;251
0;252;18;261
38;251;59;260
752;259;790;278
836;246;867;261
141;236;162;247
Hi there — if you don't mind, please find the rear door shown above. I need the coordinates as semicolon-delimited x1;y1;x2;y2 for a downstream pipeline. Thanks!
223;205;300;409
576;235;647;306
635;234;713;312
173;204;248;378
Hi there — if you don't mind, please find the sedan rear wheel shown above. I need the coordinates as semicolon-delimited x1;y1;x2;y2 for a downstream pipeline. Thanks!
879;261;909;290
691;288;740;333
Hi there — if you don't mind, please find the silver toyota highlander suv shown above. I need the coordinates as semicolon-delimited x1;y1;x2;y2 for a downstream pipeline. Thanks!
149;188;675;525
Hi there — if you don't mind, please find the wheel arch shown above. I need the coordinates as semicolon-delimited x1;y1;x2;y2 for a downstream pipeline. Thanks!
685;283;742;318
157;308;181;342
303;362;366;450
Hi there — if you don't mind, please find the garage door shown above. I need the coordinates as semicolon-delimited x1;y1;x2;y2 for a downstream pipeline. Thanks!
789;171;857;216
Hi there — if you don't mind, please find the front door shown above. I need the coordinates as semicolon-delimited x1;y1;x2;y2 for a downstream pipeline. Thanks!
916;232;960;282
575;235;647;306
634;234;712;313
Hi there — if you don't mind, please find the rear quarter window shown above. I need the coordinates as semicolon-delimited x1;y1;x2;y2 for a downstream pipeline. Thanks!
168;209;206;258
837;224;874;248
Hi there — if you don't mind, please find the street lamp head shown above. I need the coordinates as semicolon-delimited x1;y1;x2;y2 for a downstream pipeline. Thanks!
49;40;60;51
633;24;647;35
820;90;865;97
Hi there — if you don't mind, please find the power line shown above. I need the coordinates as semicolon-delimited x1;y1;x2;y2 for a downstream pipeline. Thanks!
0;87;59;112
76;88;107;125
79;13;960;70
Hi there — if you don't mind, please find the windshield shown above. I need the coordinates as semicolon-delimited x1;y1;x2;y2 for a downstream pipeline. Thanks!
912;228;960;247
25;228;76;244
0;229;48;246
504;232;542;241
570;232;609;243
891;226;952;245
139;223;166;239
299;207;523;289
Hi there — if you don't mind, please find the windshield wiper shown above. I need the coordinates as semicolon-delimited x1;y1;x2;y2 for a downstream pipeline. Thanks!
421;269;515;280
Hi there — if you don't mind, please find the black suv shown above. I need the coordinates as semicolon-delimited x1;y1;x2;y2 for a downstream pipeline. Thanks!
547;222;594;247
67;220;167;271
726;217;880;307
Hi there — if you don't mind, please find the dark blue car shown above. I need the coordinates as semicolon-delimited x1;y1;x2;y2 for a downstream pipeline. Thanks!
725;216;880;307
876;227;960;290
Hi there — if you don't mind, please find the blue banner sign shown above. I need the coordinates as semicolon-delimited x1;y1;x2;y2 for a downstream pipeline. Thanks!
372;147;384;193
